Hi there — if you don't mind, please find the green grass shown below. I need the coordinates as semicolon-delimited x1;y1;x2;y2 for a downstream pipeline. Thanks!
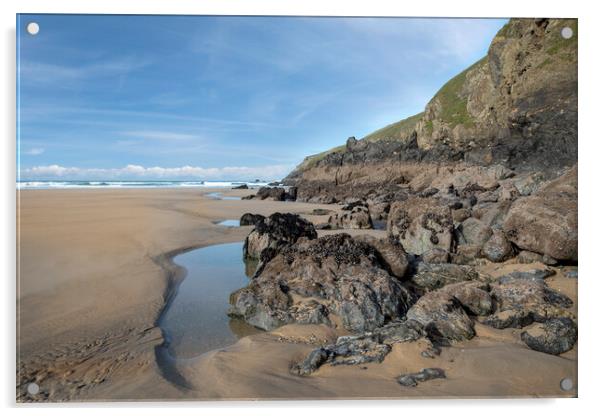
362;112;424;142
428;56;486;128
547;19;577;57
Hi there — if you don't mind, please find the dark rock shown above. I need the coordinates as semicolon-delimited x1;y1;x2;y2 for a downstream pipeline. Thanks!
232;234;413;332
243;213;317;260
418;187;439;198
521;318;577;355
398;368;446;387
483;276;573;329
482;229;514;262
357;235;409;279
256;186;287;201
406;281;492;342
291;335;390;376
232;184;249;189
411;263;478;291
328;201;373;229
312;208;332;216
291;319;425;376
497;267;555;283
239;213;266;226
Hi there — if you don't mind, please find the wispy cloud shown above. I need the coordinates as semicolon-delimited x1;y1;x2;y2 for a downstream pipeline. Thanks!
23;147;45;155
120;130;201;141
21;164;293;181
20;56;151;86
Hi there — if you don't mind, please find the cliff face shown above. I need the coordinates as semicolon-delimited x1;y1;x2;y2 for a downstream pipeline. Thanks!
284;18;577;202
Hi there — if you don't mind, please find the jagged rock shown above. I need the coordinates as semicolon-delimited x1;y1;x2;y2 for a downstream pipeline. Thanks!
291;320;425;376
256;186;287;201
231;234;413;332
406;281;492;342
521;318;577;355
328;201;373;229
398;368;446;387
497;267;555;283
388;197;453;256
357;235;409;279
373;319;426;344
452;208;471;225
291;336;391;376
232;184;249;189
503;167;577;261
451;245;482;265
243;213;317;260
483;276;573;329
421;248;450;264
239;213;266;226
458;217;492;247
411;263;478;291
517;250;545;264
482;229;514;262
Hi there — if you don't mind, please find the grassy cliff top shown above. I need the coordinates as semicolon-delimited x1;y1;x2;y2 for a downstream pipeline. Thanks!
296;112;423;171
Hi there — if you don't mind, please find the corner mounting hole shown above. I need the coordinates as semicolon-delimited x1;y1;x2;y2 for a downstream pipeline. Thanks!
561;27;573;39
27;22;40;36
560;377;573;391
27;382;40;395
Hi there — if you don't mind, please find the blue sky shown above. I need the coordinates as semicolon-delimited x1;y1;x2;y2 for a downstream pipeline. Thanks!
17;15;506;181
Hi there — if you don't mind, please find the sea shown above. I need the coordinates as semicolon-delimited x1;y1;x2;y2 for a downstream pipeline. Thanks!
16;180;274;189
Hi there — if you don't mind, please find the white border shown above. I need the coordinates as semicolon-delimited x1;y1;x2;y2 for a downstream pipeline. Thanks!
2;0;601;413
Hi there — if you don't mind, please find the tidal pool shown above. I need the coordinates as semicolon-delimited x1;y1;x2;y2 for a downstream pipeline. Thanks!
215;219;240;227
159;242;260;359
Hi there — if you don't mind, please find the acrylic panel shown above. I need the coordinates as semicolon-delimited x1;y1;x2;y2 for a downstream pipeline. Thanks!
16;14;578;402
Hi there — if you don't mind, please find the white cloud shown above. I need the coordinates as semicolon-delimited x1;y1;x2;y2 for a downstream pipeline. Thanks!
21;164;293;181
23;148;45;155
120;130;200;141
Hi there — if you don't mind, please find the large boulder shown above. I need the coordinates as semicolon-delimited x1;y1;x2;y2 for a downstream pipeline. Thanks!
328;201;373;229
483;275;574;329
256;186;287;201
482;229;515;262
457;217;492;247
411;263;479;291
243;213;317;260
231;234;413;332
406;281;492;342
239;213;265;226
503;166;577;261
388;197;454;255
520;318;577;355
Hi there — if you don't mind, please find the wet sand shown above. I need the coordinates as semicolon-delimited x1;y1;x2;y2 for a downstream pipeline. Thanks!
17;187;577;401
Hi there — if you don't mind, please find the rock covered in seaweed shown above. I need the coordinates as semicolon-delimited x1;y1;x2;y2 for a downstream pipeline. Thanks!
242;213;317;260
231;233;414;332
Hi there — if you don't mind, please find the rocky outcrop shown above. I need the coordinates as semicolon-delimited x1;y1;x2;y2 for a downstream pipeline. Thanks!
231;233;414;332
284;19;577;203
247;186;297;201
520;318;577;355
243;213;317;260
411;263;479;291
327;201;373;229
503;166;577;261
398;368;446;387
291;319;426;376
239;213;265;226
406;281;493;342
388;197;454;256
482;275;573;329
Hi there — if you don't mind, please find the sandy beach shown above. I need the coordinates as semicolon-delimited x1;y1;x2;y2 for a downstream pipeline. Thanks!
17;187;577;401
